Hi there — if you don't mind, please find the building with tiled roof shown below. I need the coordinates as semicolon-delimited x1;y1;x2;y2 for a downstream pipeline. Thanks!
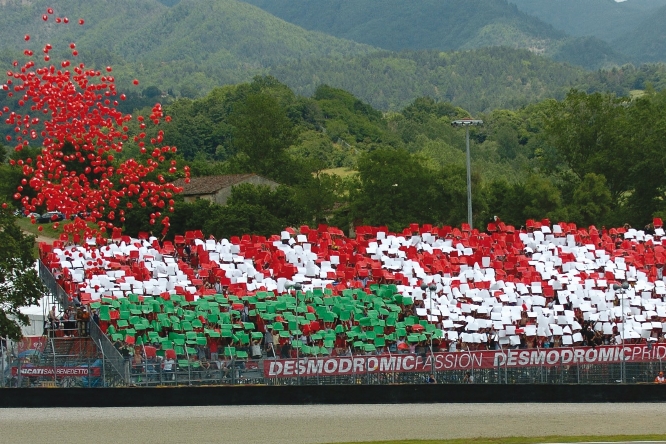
172;174;279;205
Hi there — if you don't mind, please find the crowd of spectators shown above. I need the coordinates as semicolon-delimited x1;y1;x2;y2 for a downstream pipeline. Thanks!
38;218;666;376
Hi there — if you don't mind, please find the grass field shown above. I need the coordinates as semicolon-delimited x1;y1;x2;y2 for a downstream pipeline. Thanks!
320;167;358;178
330;437;666;444
15;215;64;240
15;215;103;241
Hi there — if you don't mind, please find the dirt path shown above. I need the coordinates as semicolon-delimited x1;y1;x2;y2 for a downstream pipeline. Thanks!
32;234;56;244
0;403;664;444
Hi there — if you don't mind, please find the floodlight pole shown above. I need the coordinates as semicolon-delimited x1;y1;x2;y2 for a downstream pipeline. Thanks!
421;283;437;377
452;119;483;230
613;281;629;383
294;282;302;386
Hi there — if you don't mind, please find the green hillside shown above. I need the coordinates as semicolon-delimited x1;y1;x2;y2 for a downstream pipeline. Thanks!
0;0;374;95
270;48;586;113
244;0;560;50
509;0;666;43
613;4;666;64
0;0;662;120
242;0;626;69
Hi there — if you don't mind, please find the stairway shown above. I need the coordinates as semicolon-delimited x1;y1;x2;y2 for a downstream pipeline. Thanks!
40;337;99;368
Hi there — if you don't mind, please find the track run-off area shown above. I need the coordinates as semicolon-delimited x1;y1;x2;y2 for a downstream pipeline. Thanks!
1;403;665;444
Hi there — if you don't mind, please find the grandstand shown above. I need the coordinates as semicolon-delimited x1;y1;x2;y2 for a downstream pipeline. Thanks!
23;218;666;386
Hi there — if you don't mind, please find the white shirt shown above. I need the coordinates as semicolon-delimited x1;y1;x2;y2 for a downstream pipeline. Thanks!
163;358;174;371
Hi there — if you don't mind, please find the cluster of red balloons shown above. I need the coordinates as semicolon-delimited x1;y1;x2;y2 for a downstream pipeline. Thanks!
2;7;190;241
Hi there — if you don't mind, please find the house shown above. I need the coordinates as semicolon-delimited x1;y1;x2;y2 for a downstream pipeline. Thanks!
172;174;279;205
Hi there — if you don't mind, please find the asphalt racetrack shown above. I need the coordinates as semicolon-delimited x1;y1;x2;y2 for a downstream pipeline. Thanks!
1;403;665;444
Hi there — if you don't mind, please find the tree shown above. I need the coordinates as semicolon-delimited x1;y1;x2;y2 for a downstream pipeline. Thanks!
229;93;297;181
349;148;471;231
0;208;45;340
624;90;666;225
541;90;632;203
569;173;612;227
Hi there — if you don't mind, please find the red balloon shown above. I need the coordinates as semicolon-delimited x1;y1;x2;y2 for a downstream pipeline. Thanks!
132;79;139;86
24;35;30;41
4;12;191;242
79;19;84;25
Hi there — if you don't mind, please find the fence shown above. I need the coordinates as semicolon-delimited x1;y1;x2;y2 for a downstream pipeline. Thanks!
38;260;70;311
4;350;666;388
89;319;129;385
260;355;663;386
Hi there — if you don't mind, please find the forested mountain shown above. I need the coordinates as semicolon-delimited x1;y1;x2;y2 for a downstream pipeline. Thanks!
270;48;666;113
270;48;585;113
0;0;373;95
613;4;666;63
242;0;626;70
0;0;664;117
509;0;666;43
244;0;563;50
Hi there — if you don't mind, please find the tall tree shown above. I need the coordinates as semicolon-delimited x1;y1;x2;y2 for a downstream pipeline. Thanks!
0;209;45;340
229;93;297;183
541;90;632;203
569;173;612;227
349;148;472;231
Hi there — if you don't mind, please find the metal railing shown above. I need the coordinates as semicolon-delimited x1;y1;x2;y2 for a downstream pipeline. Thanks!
126;357;261;387
38;260;70;311
4;351;665;388
89;319;129;384
262;358;663;386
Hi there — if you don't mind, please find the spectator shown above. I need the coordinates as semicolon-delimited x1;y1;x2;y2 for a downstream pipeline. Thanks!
48;305;59;331
264;329;275;357
280;340;292;359
251;338;262;359
145;356;158;381
62;308;75;336
76;306;85;336
81;307;91;336
655;371;665;384
200;357;211;378
427;373;437;384
463;372;474;384
162;356;175;380
132;348;144;374
216;356;233;380
209;340;219;363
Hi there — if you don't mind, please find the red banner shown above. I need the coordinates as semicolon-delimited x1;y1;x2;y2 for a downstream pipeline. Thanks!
11;366;100;377
263;344;666;378
17;335;46;354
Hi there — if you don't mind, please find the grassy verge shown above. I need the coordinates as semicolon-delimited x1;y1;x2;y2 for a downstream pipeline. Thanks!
15;215;63;240
320;167;358;178
15;216;103;241
328;436;666;444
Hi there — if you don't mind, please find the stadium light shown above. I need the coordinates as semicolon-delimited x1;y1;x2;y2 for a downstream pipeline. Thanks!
612;281;629;383
421;282;438;377
293;282;302;385
452;118;483;229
